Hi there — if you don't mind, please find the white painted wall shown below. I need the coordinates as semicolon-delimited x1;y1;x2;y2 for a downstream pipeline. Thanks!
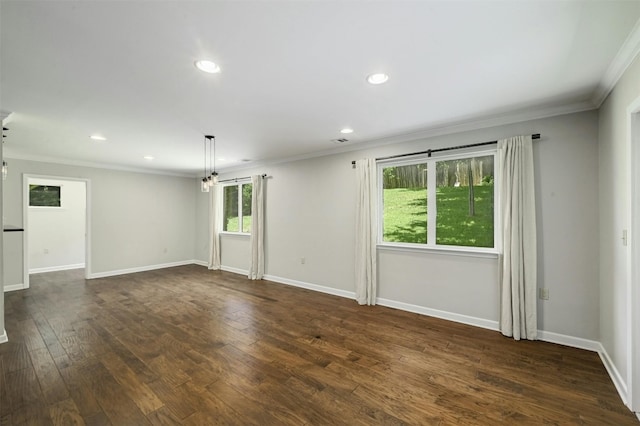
220;234;250;272
2;232;23;288
195;188;209;264
598;54;640;404
196;110;601;340
2;160;197;277
28;178;86;272
0;120;5;342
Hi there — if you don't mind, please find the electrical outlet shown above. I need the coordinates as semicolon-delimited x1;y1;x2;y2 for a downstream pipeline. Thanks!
539;288;549;300
43;248;49;254
300;257;306;264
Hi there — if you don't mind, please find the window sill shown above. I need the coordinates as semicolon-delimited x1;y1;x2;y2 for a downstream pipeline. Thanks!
377;243;499;259
28;206;66;210
219;231;251;237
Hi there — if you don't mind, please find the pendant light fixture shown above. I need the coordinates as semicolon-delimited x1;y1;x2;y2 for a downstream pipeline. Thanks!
200;135;219;192
201;135;210;192
207;135;219;187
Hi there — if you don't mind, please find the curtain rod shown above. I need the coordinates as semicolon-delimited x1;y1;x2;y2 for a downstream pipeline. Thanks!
218;173;267;184
351;133;540;165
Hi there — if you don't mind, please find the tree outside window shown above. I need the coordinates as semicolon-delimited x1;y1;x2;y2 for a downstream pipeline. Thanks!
381;152;495;249
29;185;61;207
223;183;252;233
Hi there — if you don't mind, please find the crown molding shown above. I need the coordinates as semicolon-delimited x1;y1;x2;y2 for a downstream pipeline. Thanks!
592;17;640;107
5;98;597;179
343;100;596;151
220;99;596;174
3;150;194;179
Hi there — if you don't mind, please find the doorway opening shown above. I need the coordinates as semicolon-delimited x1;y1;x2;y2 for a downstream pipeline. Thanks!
22;175;91;288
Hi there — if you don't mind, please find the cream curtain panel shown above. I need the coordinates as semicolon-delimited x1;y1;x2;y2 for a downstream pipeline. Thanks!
248;175;265;280
498;135;537;340
355;159;377;305
208;184;222;270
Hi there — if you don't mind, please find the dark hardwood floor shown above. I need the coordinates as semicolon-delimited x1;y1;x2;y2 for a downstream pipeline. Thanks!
0;265;637;425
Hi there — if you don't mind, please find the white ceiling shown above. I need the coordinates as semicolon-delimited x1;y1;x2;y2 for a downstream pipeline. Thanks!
2;1;640;176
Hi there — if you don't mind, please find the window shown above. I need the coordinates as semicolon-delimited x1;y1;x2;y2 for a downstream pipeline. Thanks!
222;182;252;233
380;151;496;250
382;162;428;244
29;185;62;207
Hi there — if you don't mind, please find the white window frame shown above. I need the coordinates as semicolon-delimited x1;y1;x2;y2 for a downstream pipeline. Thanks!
28;184;63;209
377;148;499;256
220;181;252;235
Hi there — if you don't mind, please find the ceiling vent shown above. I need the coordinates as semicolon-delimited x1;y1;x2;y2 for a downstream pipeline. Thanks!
332;138;349;144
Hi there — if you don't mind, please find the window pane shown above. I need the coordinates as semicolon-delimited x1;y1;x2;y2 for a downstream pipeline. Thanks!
242;184;252;233
223;185;239;232
435;155;494;247
29;185;61;207
382;163;428;243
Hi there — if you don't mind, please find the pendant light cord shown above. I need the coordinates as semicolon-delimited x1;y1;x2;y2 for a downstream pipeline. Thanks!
203;136;207;181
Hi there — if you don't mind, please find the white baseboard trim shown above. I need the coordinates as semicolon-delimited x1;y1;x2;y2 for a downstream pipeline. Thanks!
29;263;85;274
534;331;629;409
597;342;629;407
536;330;601;352
87;260;196;279
0;329;7;344
221;265;249;276
4;283;26;292
377;297;500;332
263;274;357;300
192;261;248;274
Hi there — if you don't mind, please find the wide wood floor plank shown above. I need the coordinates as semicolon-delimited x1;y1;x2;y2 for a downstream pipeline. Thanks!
48;398;86;426
2;341;31;373
29;346;70;405
145;406;183;426
54;355;105;421
0;356;11;419
5;366;52;425
99;351;164;415
0;265;636;425
146;378;197;421
79;361;150;425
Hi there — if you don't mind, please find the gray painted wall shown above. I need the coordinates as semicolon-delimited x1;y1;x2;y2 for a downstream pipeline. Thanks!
0;109;604;348
2;160;197;276
598;54;640;392
1;124;5;341
197;110;601;340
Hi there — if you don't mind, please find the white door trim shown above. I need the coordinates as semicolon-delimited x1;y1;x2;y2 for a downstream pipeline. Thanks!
22;174;92;286
627;95;640;413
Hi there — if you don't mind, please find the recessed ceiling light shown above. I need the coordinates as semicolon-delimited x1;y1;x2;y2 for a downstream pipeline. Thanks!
367;73;389;85
90;135;106;141
195;60;221;74
340;128;354;134
143;155;154;161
